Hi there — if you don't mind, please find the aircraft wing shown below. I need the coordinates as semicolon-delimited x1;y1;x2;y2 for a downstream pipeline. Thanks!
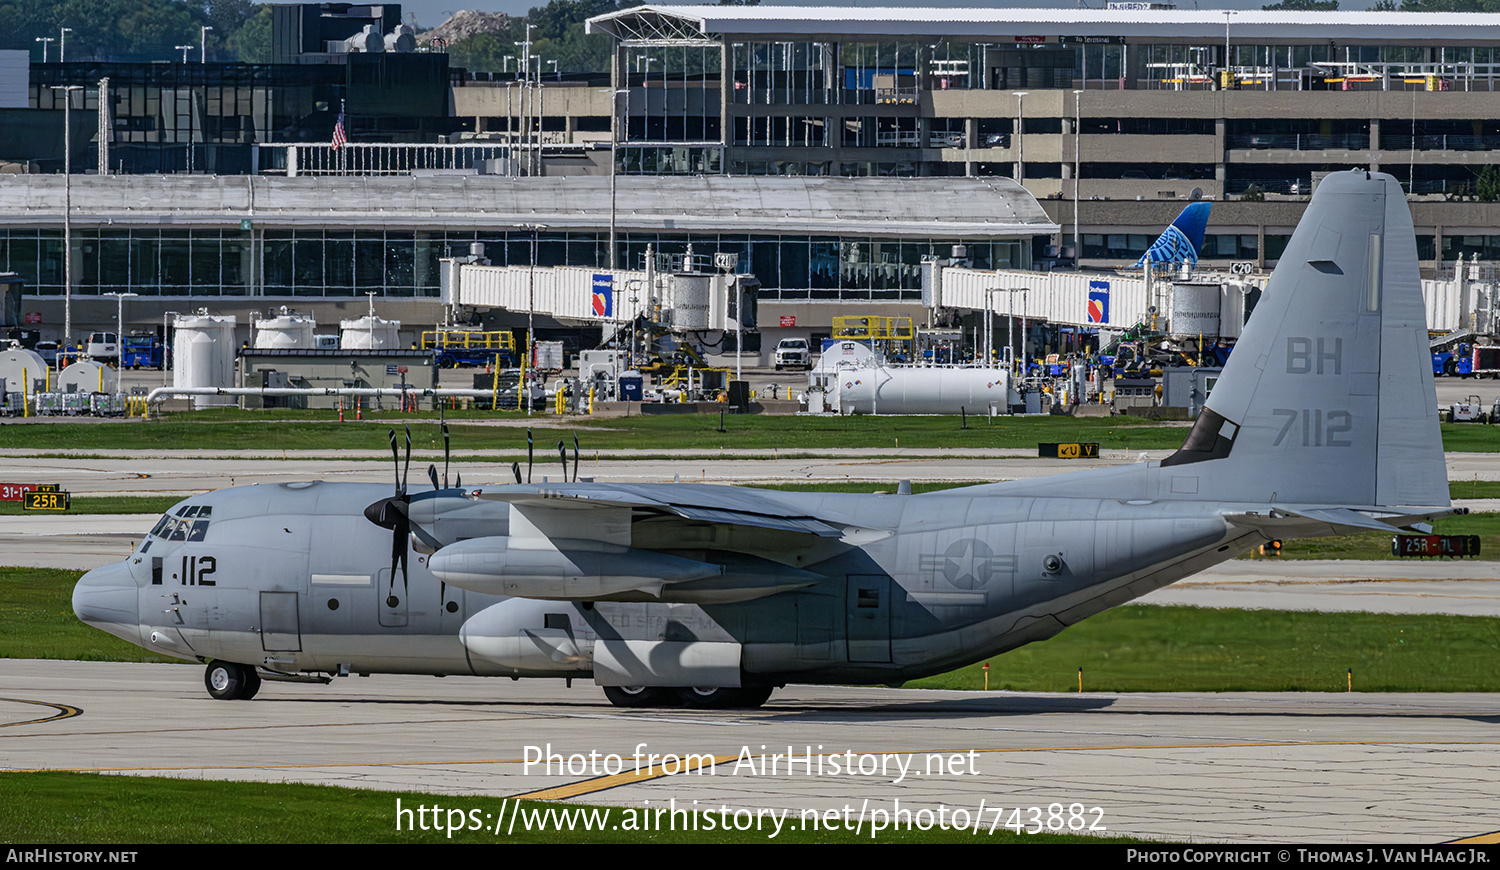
429;483;844;603
467;483;847;537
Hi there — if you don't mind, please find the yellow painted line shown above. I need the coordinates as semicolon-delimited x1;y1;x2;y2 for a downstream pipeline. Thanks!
0;697;83;728
1449;831;1500;844
513;754;741;801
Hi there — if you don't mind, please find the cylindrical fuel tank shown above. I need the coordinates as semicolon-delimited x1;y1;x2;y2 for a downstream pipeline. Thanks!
339;315;400;350
253;311;316;349
839;366;1011;415
172;313;236;408
0;347;47;395
56;360;117;394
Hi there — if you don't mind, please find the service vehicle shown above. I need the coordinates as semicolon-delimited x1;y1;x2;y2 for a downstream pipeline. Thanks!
774;338;813;371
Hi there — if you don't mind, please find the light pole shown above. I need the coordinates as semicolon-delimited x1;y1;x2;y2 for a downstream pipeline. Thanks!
523;223;546;415
176;45;193;64
603;87;628;269
1011;91;1029;186
985;288;1004;368
1008;288;1028;374
60;27;71;62
1073;89;1084;265
34;37;53;62
104;293;137;357
1223;11;1233;82
627;282;641;369
51;84;83;355
201;25;213;63
531;54;541;175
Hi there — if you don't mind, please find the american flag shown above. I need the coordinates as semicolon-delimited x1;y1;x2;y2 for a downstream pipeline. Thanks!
331;102;347;150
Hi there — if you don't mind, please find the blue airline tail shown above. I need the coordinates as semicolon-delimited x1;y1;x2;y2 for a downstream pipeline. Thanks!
1132;201;1211;268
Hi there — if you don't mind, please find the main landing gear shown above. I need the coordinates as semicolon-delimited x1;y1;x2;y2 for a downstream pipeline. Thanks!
602;685;774;709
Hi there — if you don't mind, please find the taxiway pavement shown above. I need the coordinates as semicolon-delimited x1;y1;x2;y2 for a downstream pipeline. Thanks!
1;660;1496;844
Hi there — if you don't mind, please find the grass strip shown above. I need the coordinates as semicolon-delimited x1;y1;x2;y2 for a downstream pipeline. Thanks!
0;414;1191;453
909;605;1500;693
0;496;181;517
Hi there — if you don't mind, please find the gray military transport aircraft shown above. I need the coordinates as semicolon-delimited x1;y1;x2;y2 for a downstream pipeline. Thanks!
74;170;1451;708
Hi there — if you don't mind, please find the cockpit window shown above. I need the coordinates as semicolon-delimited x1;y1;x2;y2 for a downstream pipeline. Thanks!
150;507;212;543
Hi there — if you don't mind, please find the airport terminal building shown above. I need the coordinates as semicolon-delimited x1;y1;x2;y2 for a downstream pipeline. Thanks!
11;4;1500;336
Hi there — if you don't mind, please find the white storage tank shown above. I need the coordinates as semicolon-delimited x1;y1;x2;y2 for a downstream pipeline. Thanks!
339;315;401;350
839;367;1012;415
172;313;237;408
1170;281;1222;341
0;345;47;396
56;360;117;395
253;309;316;350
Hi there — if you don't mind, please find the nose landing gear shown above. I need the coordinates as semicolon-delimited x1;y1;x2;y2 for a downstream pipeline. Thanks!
204;661;262;700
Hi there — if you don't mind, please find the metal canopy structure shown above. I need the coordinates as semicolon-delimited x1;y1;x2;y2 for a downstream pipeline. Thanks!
586;6;718;45
3;175;1057;238
585;5;1500;44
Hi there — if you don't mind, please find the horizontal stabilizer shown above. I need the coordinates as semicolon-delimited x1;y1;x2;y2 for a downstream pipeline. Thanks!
1225;505;1452;534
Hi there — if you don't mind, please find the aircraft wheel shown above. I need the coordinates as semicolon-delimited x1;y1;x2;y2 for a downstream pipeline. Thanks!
602;685;675;708
241;668;263;701
674;686;773;709
204;661;251;700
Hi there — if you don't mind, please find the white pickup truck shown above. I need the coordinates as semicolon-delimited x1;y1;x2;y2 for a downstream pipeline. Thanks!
774;338;813;371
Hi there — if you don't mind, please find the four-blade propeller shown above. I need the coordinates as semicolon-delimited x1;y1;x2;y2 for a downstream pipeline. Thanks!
363;422;585;607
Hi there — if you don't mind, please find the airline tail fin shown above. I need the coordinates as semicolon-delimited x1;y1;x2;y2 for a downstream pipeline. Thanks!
1132;201;1211;268
1160;170;1447;509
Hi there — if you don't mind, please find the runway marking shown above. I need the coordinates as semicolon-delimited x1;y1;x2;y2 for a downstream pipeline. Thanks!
0;697;83;728
511;754;740;801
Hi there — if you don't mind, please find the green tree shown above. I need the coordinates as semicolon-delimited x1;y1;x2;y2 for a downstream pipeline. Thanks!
226;3;271;63
1397;0;1500;9
449;32;517;74
1475;165;1500;202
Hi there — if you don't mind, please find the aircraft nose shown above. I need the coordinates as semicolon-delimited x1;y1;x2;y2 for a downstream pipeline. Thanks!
73;561;140;638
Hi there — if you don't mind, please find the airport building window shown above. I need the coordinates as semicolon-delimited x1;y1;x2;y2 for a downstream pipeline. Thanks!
731;41;835;106
1441;235;1500;261
1080;118;1215;136
1226;119;1369;151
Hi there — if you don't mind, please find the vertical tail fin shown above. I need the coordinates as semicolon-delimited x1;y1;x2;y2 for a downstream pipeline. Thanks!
1132;201;1211;268
1162;171;1447;509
